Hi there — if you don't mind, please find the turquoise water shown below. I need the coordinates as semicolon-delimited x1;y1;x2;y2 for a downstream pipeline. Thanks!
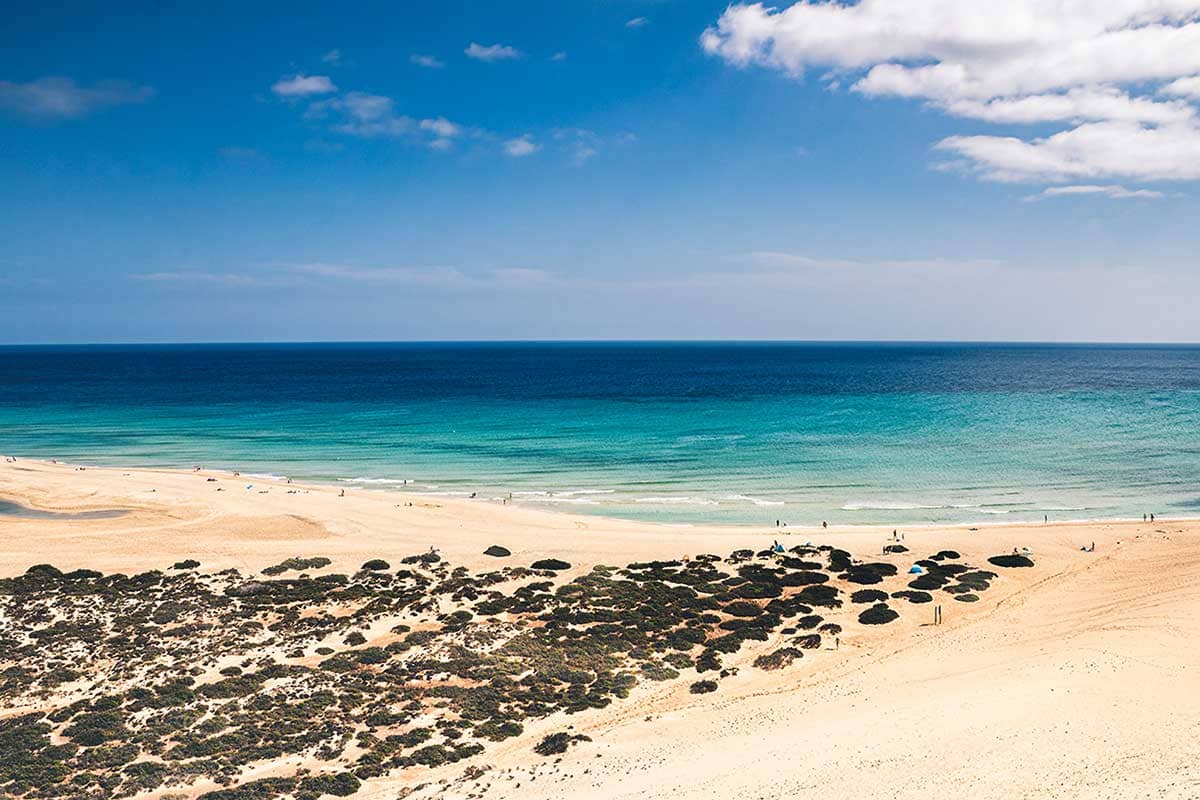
2;342;1199;525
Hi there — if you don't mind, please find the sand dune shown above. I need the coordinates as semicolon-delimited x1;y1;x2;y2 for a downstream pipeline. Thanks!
2;459;1198;799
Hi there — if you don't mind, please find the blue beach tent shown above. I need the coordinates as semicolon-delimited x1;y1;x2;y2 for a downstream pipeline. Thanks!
908;564;925;574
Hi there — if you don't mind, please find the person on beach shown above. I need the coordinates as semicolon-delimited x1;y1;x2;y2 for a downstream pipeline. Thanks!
339;489;345;497
822;520;828;529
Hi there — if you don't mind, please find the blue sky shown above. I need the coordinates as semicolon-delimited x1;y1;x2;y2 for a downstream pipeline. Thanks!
3;0;1199;343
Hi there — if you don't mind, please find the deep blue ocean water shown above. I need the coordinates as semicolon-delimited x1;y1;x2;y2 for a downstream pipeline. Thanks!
3;342;1199;525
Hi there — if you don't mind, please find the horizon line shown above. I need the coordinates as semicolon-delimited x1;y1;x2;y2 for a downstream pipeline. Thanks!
3;338;1200;348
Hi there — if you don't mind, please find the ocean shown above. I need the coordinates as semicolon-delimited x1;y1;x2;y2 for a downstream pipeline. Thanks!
2;342;1199;526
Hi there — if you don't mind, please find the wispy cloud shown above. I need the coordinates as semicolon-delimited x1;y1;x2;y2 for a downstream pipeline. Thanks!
466;42;521;62
410;54;445;69
1024;184;1166;201
626;17;650;29
742;251;1003;274
217;146;265;162
127;271;269;287
321;49;342;65
290;263;554;289
504;134;540;157
0;77;153;120
420;117;462;139
550;51;568;62
552;128;638;164
306;92;413;137
271;74;337;98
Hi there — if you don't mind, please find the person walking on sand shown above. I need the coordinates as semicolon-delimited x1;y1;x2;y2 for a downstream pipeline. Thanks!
822;521;827;529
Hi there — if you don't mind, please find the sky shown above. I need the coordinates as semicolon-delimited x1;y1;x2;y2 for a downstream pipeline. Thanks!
2;0;1200;344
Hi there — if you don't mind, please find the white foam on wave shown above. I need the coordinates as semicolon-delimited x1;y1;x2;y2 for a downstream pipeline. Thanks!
841;501;943;511
244;472;288;481
634;496;721;506
723;494;785;507
340;477;409;485
523;496;601;505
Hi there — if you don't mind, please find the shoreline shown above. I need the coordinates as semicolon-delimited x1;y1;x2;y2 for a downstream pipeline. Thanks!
0;454;1187;535
0;456;1184;578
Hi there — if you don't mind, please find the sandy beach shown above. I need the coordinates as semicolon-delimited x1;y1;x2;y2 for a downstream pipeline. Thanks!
2;457;1199;799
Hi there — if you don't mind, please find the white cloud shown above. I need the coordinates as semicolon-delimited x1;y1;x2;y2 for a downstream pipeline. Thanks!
294;88;477;149
702;1;1200;186
306;92;413;137
1025;184;1166;200
465;42;521;62
291;263;553;289
272;74;337;97
550;51;568;62
411;54;445;69
420;116;462;138
504;135;540;157
420;116;465;151
1161;75;1200;98
942;87;1194;125
322;49;342;65
128;271;266;287
626;17;650;29
0;77;153;120
936;120;1200;182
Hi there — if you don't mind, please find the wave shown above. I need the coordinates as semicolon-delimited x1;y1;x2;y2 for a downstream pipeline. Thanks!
522;496;601;505
243;472;288;481
841;501;946;511
634;496;721;506
512;489;615;498
723;494;785;507
339;477;409;485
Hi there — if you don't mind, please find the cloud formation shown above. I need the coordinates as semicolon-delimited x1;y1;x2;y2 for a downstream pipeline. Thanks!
465;42;521;62
410;54;445;69
504;134;540;157
1025;185;1166;200
0;77;153;120
626;17;650;29
702;1;1200;185
271;74;337;97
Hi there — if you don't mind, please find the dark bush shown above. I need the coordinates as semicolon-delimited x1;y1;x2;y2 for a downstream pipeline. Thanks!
858;603;899;625
988;554;1034;568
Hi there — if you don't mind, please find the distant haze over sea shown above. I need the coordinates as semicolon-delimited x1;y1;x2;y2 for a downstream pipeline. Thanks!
3;342;1199;526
